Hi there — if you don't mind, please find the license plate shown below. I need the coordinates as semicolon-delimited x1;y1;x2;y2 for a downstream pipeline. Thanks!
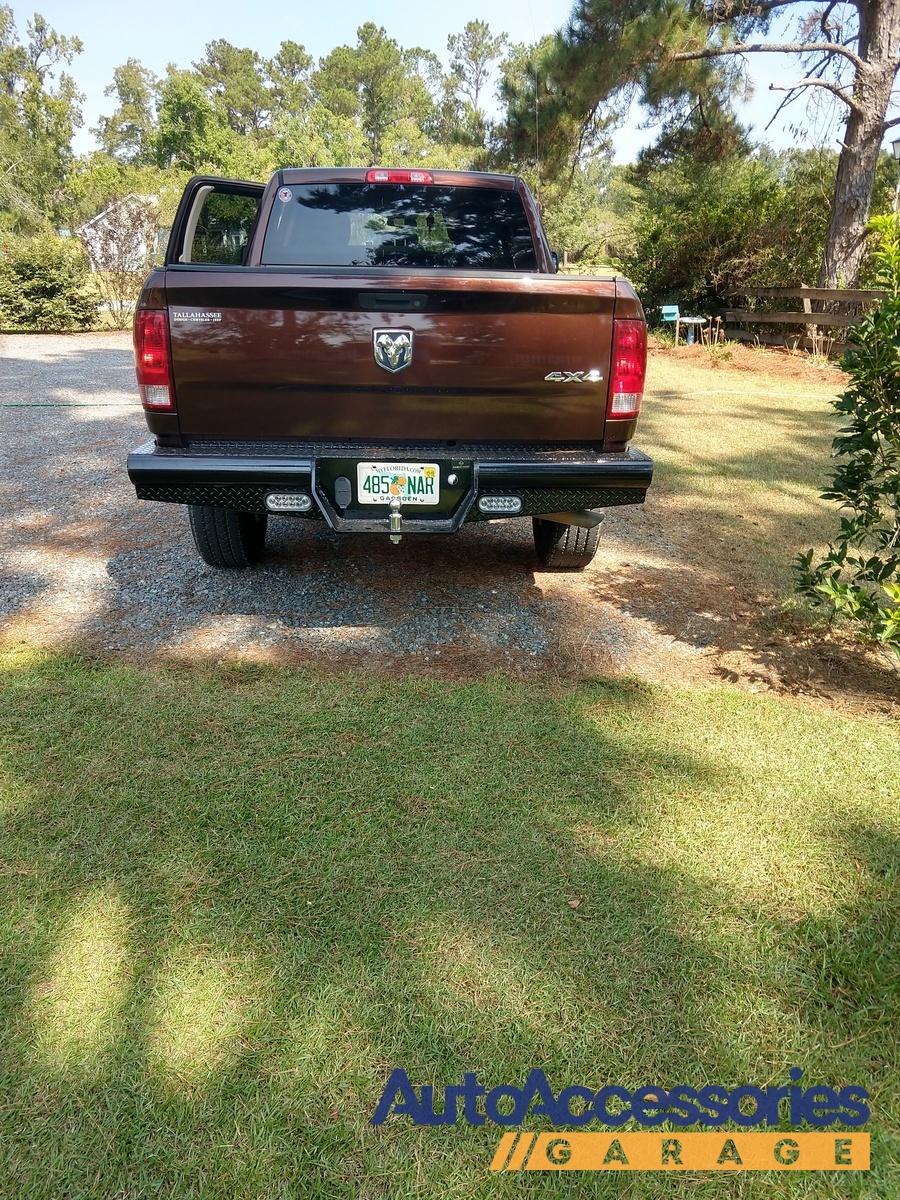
356;462;440;506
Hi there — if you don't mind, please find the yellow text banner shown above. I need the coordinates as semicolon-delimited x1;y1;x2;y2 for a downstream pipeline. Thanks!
490;1131;870;1171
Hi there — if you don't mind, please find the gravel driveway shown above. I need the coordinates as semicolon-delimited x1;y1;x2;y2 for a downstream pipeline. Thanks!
0;332;689;675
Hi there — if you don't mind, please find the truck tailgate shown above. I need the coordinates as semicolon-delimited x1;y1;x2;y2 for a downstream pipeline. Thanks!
164;269;616;442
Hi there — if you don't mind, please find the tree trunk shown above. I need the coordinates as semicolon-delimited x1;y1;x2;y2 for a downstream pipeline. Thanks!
819;0;900;288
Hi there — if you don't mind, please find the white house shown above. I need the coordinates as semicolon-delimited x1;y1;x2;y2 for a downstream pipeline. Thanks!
77;194;167;274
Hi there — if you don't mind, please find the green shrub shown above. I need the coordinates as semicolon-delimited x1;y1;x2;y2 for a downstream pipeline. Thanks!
795;215;900;656
620;149;838;311
0;236;99;332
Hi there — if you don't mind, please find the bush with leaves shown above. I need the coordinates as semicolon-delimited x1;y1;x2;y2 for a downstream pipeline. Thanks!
619;149;838;312
0;235;98;331
795;215;900;657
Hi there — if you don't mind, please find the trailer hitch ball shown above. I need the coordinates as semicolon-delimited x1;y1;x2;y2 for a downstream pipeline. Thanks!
389;497;402;544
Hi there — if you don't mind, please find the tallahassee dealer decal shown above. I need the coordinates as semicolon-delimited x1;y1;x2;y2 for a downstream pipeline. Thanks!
171;310;222;323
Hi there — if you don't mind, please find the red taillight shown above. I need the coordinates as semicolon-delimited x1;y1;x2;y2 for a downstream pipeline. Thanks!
608;319;647;419
365;168;434;184
134;309;174;411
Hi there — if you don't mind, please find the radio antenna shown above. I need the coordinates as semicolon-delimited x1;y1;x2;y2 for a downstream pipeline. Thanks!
534;68;540;204
535;69;542;175
526;0;540;202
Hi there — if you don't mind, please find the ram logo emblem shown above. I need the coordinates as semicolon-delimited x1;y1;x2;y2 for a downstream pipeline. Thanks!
373;329;414;373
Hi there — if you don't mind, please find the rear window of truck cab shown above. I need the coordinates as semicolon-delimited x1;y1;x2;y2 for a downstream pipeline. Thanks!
261;183;538;270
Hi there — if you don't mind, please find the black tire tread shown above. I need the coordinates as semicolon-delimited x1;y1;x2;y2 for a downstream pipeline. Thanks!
188;505;267;569
533;516;602;570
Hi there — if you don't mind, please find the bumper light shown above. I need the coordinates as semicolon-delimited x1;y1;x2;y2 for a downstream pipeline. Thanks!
478;496;522;515
265;493;313;512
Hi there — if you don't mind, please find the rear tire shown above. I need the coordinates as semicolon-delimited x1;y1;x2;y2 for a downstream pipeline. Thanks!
188;505;268;569
533;516;602;570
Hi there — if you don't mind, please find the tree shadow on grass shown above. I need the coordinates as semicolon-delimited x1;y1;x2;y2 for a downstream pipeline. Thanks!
576;409;900;706
0;661;894;1197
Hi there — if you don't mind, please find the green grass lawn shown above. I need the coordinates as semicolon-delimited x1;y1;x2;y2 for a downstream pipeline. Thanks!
0;651;896;1198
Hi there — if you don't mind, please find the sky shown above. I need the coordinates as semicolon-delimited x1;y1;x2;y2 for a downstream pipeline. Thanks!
11;0;881;163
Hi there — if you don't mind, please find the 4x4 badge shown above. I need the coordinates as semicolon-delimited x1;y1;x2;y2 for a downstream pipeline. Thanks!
544;369;603;383
374;329;414;373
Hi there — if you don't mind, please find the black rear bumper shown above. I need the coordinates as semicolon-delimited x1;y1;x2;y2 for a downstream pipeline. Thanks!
127;439;653;532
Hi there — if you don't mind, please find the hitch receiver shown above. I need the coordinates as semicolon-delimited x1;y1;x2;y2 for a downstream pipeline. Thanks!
389;497;402;544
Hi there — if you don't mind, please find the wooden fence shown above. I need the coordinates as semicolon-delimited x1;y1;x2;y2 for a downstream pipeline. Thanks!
722;286;886;354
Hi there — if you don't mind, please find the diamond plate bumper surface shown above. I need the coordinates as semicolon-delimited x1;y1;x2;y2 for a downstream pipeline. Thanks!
127;440;652;527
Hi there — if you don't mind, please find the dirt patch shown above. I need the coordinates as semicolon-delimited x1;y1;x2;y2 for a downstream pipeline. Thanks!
586;559;900;718
650;339;848;385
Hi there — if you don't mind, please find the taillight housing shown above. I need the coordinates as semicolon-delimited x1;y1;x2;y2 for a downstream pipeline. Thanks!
365;169;434;184
608;319;647;419
134;309;174;410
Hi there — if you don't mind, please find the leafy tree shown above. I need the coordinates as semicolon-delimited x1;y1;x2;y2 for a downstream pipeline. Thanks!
194;40;271;138
448;21;507;114
57;149;186;239
153;67;234;171
215;130;277;181
753;149;839;285
274;103;369;167
314;25;439;163
495;37;552;172
57;150;132;231
0;7;83;231
445;20;507;146
485;37;625;256
524;0;900;288
93;58;157;162
796;215;900;656
269;40;314;117
620;152;774;307
495;36;612;186
539;160;622;266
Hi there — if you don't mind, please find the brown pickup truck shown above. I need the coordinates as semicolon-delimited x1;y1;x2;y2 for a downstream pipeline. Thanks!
127;167;652;570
